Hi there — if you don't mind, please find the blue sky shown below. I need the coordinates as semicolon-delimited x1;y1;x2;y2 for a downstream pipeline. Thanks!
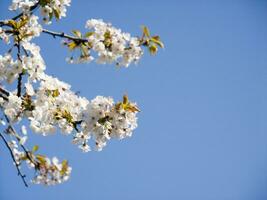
0;0;267;199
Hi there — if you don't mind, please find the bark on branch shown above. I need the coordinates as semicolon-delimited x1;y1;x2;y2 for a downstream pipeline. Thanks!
42;29;88;43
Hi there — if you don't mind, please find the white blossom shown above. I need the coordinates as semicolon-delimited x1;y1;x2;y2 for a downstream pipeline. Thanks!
19;136;28;145
9;0;38;13
20;15;42;42
0;54;21;84
0;27;10;44
31;156;72;186
40;0;71;24
4;93;22;122
21;125;27;135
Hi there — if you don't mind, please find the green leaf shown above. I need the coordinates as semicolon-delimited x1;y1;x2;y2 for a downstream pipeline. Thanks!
142;26;150;37
123;95;128;104
7;20;17;29
36;154;46;164
72;30;82;38
52;89;60;97
39;0;48;7
84;32;94;38
21;32;34;39
80;44;88;56
115;95;140;113
53;8;60;20
60;160;68;175
150;36;164;48
62;110;73;123
149;44;158;55
17;18;28;29
32;145;39;153
49;12;53;21
68;41;77;50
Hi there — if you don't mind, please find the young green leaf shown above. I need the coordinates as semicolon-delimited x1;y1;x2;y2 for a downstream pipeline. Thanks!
68;41;78;50
150;36;164;48
149;44;158;55
72;30;82;38
32;145;39;153
142;26;150;37
84;32;94;38
53;9;60;20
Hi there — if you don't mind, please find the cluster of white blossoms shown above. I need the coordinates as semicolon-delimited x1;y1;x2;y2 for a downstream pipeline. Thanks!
26;75;139;152
31;156;72;185
29;74;88;135
3;94;22;122
40;0;71;24
9;0;71;24
9;0;38;12
0;43;45;84
21;42;46;81
7;139;71;186
85;19;143;67
21;15;42;41
66;19;143;67
12;15;43;42
78;95;138;151
0;71;139;152
0;54;20;84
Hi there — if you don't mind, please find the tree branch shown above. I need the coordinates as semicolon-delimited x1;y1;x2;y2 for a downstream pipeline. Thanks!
0;87;10;97
16;43;23;97
0;132;28;187
42;29;88;43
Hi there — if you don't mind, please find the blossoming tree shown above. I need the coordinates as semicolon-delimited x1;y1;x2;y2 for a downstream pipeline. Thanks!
0;0;163;186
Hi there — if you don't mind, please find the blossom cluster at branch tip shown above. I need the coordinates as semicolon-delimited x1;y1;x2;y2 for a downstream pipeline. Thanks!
7;140;71;186
65;19;143;67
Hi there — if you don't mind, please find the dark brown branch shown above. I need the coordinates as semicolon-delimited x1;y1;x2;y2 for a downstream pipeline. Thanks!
15;43;23;97
0;94;8;101
17;73;23;97
0;132;28;187
42;29;88;43
0;21;6;27
0;87;10;97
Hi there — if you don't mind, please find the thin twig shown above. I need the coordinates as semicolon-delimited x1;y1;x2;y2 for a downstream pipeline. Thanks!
0;87;10;97
0;132;28;187
0;93;8;101
42;29;88;43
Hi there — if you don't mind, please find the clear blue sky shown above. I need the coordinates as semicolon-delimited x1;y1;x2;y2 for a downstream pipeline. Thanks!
0;0;267;199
